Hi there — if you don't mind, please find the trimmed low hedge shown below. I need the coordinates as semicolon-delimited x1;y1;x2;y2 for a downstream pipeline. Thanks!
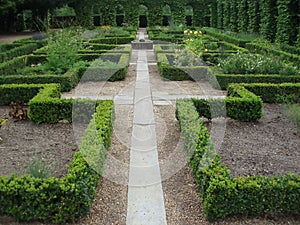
176;99;300;221
192;84;263;122
0;43;22;52
0;83;44;105
80;53;130;82
237;83;300;103
0;56;27;75
0;43;39;63
209;67;300;90
0;53;129;90
245;42;300;64
0;100;114;223
34;45;131;55
203;28;249;47
156;53;209;81
226;84;263;121
88;36;135;44
0;67;80;92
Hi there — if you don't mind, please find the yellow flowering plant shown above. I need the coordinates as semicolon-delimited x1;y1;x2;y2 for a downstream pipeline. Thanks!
183;29;205;56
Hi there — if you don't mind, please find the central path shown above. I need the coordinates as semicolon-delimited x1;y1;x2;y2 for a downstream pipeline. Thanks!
126;42;167;224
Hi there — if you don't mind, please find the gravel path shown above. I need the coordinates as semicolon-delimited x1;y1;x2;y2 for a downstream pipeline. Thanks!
0;31;299;224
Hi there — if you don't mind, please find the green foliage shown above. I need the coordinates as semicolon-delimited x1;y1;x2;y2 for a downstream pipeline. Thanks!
210;70;300;90
156;53;208;81
203;27;249;47
173;49;203;67
26;156;53;179
0;56;27;75
183;29;205;56
53;5;76;17
226;84;263;121
79;53;129;82
276;0;292;45
176;99;300;221
0;83;44;105
247;0;260;33
240;83;300;103
0;100;114;223
282;104;300;131
218;52;299;75
259;0;277;42
89;36;135;44
245;42;300;64
45;28;83;74
0;43;39;63
237;0;248;33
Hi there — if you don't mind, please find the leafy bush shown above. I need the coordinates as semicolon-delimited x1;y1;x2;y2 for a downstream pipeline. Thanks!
44;28;84;74
192;84;263;122
176;99;300;221
218;52;299;75
240;83;300;103
0;100;114;223
0;43;39;63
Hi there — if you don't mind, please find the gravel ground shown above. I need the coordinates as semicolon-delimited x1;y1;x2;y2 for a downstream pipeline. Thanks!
217;103;300;178
0;34;299;224
155;105;300;225
0;106;77;178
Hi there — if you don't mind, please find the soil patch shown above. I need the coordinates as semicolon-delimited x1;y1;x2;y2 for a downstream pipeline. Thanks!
157;105;300;225
216;103;300;177
0;106;78;178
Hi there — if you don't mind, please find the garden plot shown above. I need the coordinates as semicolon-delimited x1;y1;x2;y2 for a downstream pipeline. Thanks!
208;103;300;177
0;106;77;178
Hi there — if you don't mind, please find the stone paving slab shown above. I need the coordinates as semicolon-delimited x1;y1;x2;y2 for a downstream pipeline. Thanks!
127;46;167;224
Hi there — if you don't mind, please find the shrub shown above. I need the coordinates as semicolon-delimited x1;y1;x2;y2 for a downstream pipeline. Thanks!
176;99;300;221
0;100;114;223
44;28;84;74
218;52;299;75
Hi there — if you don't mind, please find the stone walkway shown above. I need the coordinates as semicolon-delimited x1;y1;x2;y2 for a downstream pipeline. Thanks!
126;49;167;224
62;28;226;224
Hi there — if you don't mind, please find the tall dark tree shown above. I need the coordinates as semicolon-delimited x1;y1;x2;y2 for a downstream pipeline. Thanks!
0;0;24;31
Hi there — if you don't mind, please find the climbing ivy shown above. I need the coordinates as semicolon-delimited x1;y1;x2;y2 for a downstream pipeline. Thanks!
276;0;292;44
229;0;238;32
216;0;223;29
237;0;248;33
259;0;277;42
247;0;260;33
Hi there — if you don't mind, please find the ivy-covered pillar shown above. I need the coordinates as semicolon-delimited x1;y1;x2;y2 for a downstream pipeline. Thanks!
276;0;299;44
222;0;230;29
193;1;206;27
237;0;248;33
147;5;163;26
229;0;238;31
123;0;139;27
259;0;277;42
170;2;186;26
210;2;218;28
73;3;94;27
99;2;116;26
216;0;223;29
247;0;260;33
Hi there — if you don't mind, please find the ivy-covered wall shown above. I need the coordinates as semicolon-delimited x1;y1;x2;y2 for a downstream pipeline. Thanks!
211;0;300;45
91;0;217;28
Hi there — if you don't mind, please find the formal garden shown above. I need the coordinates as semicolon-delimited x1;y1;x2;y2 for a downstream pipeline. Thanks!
0;0;299;224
